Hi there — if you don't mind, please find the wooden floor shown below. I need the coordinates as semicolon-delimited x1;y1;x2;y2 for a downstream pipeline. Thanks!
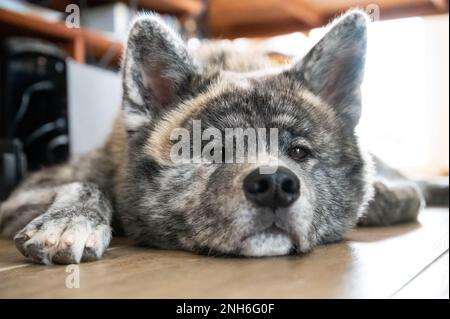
0;208;448;299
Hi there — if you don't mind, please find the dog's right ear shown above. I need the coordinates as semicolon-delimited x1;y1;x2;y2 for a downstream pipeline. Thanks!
121;14;199;132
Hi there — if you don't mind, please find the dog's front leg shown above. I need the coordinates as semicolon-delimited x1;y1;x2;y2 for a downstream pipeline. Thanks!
11;182;112;264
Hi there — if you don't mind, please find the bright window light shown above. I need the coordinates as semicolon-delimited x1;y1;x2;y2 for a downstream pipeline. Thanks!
357;17;429;169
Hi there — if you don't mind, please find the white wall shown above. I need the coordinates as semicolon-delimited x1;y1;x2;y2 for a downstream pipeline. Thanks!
67;61;122;155
356;15;449;177
423;14;449;176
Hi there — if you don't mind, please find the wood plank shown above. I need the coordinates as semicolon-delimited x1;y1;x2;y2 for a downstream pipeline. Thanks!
0;208;447;298
0;8;124;65
428;0;449;11
0;8;79;41
208;0;285;29
301;0;433;13
46;0;203;16
281;0;324;27
207;0;448;38
0;240;30;271
210;17;310;39
82;29;123;66
137;0;203;16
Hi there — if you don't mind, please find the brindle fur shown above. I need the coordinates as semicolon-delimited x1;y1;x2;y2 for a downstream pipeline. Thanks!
0;10;447;264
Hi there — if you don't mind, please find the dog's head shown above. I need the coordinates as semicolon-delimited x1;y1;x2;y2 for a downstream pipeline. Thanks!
118;10;374;256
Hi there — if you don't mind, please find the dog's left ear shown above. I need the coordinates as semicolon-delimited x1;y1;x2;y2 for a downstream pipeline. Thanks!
287;10;368;128
121;14;199;132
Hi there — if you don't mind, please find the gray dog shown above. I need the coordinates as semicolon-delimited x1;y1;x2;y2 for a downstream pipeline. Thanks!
0;10;447;264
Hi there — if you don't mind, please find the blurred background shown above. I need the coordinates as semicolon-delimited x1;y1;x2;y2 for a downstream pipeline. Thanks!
0;0;448;199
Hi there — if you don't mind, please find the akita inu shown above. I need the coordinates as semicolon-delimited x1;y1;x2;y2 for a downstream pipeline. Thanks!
1;10;447;264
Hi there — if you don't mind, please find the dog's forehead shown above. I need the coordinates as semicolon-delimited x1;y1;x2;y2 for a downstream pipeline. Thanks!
194;74;335;130
144;73;336;162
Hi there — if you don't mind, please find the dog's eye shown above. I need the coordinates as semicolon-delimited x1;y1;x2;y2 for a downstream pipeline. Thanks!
287;146;309;161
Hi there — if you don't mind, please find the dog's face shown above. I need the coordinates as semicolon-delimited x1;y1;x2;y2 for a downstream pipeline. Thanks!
117;11;374;256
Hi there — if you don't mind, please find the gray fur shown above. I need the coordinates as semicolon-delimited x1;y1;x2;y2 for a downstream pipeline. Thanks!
121;13;200;132
0;10;447;264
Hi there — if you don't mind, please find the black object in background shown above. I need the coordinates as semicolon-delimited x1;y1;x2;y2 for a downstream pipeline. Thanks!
0;139;26;200
0;38;69;199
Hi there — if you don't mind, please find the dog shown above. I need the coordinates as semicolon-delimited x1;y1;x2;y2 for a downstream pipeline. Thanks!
0;10;447;264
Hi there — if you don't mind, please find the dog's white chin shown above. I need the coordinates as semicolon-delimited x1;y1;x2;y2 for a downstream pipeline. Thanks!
240;230;292;257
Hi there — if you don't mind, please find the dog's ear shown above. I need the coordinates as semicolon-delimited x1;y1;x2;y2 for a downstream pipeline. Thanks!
121;14;199;132
287;10;368;128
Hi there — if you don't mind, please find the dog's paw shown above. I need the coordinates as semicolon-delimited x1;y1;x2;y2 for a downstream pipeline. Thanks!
14;209;111;265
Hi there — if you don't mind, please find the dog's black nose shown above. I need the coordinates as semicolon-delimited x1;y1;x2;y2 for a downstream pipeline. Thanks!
243;167;300;208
